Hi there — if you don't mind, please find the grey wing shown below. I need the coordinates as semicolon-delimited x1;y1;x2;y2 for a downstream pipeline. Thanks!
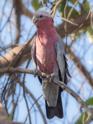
55;37;70;83
31;37;37;66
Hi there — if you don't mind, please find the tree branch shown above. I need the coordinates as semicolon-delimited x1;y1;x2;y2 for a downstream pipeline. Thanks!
66;45;93;87
0;102;22;124
13;0;33;19
18;80;47;124
0;67;90;112
0;44;31;68
57;12;91;37
13;0;21;43
0;12;92;88
0;12;91;67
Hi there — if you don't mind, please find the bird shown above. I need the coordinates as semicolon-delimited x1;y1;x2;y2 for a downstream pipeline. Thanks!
31;11;70;119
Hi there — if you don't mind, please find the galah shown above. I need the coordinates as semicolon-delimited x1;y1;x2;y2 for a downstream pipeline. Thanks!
32;11;70;119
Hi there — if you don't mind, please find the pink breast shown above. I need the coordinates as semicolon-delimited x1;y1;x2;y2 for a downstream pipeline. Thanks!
36;36;57;74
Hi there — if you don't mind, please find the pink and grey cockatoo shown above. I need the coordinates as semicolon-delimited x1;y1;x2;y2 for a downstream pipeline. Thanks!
32;11;70;119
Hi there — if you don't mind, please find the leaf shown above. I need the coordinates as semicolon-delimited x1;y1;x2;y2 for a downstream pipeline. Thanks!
76;112;91;124
59;0;80;18
82;112;91;124
59;1;66;12
43;0;47;4
86;97;93;105
32;0;41;10
68;0;77;4
75;97;93;124
87;27;93;43
60;5;80;18
7;114;12;121
76;114;83;124
81;0;90;13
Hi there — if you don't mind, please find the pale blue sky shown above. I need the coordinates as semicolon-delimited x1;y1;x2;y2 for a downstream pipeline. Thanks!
0;0;93;124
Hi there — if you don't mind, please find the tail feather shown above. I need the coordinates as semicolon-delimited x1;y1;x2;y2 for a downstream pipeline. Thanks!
45;89;63;119
38;76;64;119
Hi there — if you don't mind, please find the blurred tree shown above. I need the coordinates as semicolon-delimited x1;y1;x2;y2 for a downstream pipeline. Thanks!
0;0;93;124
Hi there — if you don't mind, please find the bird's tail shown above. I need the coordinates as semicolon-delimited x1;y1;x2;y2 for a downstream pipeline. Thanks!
45;89;63;119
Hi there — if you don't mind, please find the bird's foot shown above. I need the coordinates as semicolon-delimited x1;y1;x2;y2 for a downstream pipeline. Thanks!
33;69;39;77
42;73;55;83
48;73;55;83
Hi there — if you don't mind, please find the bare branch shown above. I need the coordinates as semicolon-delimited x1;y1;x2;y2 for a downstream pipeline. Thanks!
18;80;47;124
13;0;33;19
0;102;22;124
51;0;63;17
0;36;35;68
57;12;91;37
13;0;21;43
0;11;91;67
0;67;90;113
66;45;93;87
0;45;31;68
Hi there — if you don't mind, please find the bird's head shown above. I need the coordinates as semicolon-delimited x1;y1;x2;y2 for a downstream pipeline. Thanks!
32;11;53;27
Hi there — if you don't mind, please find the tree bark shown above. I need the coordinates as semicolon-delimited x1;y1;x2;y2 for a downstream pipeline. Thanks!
0;102;22;124
0;12;91;68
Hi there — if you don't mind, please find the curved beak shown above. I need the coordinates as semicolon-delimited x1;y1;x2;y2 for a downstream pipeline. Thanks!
32;16;38;24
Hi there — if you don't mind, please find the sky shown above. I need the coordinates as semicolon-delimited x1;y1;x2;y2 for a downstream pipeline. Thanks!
0;0;93;124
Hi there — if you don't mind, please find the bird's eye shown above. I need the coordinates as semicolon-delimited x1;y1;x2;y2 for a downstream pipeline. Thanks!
39;15;43;18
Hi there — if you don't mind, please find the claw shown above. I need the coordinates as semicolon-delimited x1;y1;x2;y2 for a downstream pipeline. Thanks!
34;69;38;77
48;73;55;83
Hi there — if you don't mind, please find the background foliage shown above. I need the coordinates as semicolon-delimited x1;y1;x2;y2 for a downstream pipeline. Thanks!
0;0;93;124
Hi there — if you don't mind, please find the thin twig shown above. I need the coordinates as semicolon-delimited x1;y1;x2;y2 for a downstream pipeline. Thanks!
24;95;42;123
51;0;78;26
54;79;88;110
0;67;50;79
0;67;90;112
61;16;78;26
51;0;63;17
18;80;47;124
67;0;79;19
